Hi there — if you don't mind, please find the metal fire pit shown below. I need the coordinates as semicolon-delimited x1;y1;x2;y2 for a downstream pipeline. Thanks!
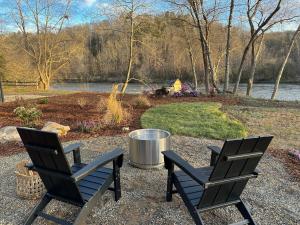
129;129;171;169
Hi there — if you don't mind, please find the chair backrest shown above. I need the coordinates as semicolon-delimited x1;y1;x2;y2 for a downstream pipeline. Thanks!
198;136;273;209
17;127;84;205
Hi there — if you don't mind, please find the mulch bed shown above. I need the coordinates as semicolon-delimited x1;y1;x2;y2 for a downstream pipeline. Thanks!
0;92;299;180
0;93;239;157
269;148;300;182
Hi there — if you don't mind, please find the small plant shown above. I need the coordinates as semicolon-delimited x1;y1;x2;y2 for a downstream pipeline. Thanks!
96;98;107;113
76;121;101;133
131;95;151;108
77;98;87;109
14;96;26;107
13;106;42;127
103;84;127;125
38;98;49;104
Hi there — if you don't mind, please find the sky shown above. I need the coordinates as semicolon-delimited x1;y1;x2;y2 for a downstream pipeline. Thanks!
0;0;170;32
0;0;299;33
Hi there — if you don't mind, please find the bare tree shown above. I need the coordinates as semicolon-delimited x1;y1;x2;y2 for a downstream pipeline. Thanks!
167;0;226;94
223;0;234;92
14;0;72;90
246;0;300;96
185;29;198;90
103;0;150;94
233;0;282;95
271;24;300;100
246;33;264;96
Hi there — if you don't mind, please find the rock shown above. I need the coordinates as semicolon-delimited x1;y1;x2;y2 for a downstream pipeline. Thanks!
42;122;70;136
288;149;300;161
0;126;21;143
122;127;130;132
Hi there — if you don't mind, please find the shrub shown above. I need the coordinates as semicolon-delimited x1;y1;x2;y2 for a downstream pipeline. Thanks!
38;98;49;104
13;106;42;127
103;84;127;125
131;95;151;108
77;98;87;109
76;121;101;133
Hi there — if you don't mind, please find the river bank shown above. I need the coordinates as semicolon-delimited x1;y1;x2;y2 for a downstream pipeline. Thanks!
51;82;300;101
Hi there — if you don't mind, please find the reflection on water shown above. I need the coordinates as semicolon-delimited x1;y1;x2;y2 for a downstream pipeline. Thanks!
51;83;300;101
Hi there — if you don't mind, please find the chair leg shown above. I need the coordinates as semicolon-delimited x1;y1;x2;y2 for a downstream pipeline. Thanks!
166;164;174;202
113;160;121;201
236;200;257;225
73;204;90;225
24;194;52;225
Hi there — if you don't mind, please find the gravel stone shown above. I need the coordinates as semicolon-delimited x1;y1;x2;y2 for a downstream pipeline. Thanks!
0;135;299;224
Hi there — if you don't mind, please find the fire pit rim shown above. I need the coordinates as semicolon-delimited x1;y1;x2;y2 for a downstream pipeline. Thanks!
128;128;171;141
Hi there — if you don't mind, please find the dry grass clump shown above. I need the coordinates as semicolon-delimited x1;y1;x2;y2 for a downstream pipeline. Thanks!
103;84;129;125
131;95;151;108
96;98;107;113
77;98;87;109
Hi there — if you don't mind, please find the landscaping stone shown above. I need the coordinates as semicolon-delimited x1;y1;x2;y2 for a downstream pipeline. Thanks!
0;135;299;224
41;122;70;136
0;126;21;143
288;149;300;161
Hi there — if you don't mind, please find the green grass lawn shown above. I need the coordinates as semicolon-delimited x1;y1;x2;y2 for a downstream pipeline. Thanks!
141;102;247;140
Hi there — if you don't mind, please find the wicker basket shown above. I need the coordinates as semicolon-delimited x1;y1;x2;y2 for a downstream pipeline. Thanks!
15;160;45;200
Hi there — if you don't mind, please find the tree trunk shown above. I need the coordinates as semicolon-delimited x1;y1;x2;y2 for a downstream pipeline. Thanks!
233;0;282;95
188;45;198;90
246;34;264;96
192;8;210;94
184;26;198;90
0;78;4;103
121;12;134;94
271;25;300;100
224;0;234;92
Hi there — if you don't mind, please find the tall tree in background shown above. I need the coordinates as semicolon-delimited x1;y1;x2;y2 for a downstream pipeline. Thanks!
183;25;198;90
106;0;149;94
246;0;300;96
272;24;300;100
167;0;225;94
223;0;234;93
14;0;72;90
233;0;282;95
0;53;5;79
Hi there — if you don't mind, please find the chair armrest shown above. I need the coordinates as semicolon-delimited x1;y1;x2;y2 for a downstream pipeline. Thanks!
64;143;82;154
72;148;124;182
162;150;208;186
25;163;35;170
64;143;82;164
207;145;221;155
207;145;222;166
253;169;262;176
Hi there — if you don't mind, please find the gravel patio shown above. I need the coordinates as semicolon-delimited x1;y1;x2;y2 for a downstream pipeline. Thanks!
0;135;299;225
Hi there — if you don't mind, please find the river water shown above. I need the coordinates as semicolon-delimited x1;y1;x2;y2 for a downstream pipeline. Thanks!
51;83;300;101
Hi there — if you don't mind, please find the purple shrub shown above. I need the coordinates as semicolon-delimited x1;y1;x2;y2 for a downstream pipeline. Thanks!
76;121;101;133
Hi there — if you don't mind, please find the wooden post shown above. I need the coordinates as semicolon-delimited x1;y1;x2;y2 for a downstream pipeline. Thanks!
0;79;4;103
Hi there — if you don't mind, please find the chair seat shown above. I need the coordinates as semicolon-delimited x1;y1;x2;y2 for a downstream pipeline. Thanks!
174;167;213;207
72;164;113;202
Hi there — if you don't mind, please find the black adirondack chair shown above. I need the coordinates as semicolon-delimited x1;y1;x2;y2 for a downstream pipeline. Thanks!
17;127;124;225
162;136;273;225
